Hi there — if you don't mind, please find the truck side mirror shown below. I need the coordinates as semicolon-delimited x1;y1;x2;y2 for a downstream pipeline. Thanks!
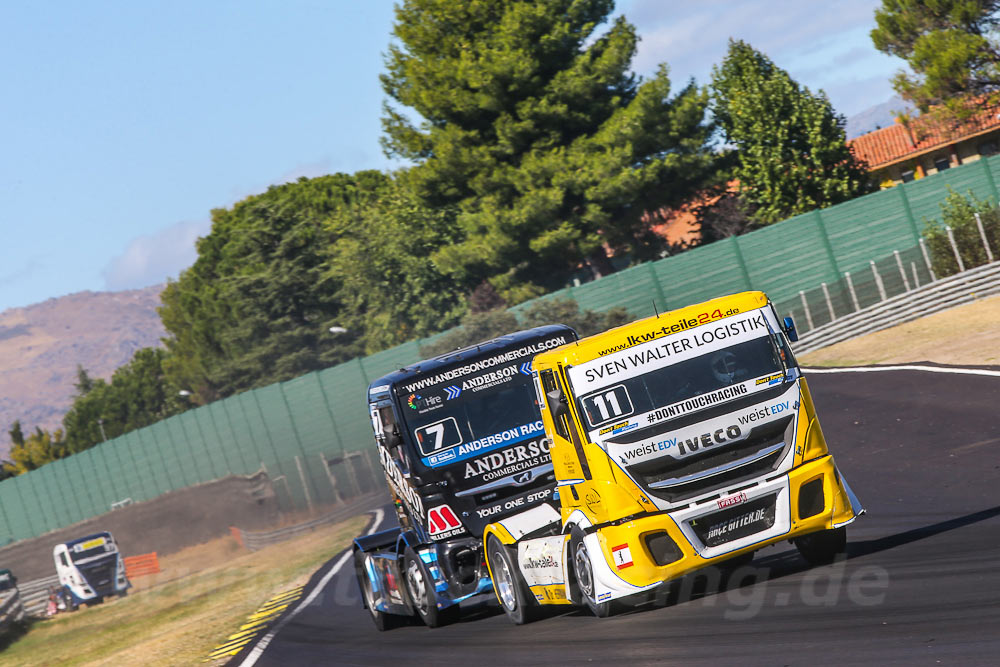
782;316;799;342
547;389;568;418
385;426;403;451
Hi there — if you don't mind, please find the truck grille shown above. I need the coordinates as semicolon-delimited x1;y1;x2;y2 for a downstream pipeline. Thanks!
626;417;792;503
78;558;118;596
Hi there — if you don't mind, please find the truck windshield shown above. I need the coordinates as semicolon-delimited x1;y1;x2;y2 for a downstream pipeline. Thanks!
402;375;541;463
69;537;115;562
574;331;790;434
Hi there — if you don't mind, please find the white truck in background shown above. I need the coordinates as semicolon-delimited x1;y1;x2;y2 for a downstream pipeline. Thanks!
54;531;129;609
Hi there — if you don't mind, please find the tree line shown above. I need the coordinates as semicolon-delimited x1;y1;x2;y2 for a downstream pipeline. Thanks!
6;0;995;476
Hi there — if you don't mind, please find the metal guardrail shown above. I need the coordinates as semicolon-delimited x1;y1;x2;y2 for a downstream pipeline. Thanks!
16;575;59;618
0;590;25;632
234;492;384;552
793;261;1000;354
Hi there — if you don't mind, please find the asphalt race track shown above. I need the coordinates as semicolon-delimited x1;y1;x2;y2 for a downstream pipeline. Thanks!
229;365;1000;666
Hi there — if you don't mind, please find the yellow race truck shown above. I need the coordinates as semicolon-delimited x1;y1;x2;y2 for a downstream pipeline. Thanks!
484;291;864;621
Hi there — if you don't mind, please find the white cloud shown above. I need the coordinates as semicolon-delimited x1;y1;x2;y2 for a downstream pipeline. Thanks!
101;219;210;290
618;0;896;115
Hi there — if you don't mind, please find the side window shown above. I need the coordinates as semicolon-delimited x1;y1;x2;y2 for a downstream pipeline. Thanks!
379;406;396;435
540;370;570;439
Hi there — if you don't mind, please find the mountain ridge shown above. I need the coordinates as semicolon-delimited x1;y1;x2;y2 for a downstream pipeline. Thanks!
0;285;166;458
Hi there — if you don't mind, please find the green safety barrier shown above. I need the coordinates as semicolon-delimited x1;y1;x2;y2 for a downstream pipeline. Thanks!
1;155;998;545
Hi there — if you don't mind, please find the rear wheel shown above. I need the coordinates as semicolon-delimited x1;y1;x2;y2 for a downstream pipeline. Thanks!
570;529;613;618
486;535;540;625
402;547;459;628
794;527;847;566
353;548;403;631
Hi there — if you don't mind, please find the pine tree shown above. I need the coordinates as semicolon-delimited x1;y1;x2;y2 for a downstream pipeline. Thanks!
382;0;716;301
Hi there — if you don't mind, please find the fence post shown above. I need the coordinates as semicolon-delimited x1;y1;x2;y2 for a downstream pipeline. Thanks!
346;454;361;498
894;250;912;291
919;237;937;281
362;449;377;491
321;453;344;504
974;212;995;263
821;282;836;322
946;226;966;272
911;262;921;289
898;184;922;243
647;262;668;312
870;261;888;301
844;272;860;311
294;455;315;515
730;236;754;289
798;291;815;330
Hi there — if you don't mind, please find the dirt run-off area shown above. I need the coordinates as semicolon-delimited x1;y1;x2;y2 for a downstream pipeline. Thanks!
799;293;1000;367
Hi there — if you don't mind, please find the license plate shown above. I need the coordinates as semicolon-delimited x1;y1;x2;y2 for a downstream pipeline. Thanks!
691;493;777;547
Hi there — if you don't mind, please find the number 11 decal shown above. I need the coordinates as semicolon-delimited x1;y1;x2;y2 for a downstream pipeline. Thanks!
582;384;634;427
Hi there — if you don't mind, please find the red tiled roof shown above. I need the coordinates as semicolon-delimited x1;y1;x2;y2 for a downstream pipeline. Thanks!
849;102;1000;169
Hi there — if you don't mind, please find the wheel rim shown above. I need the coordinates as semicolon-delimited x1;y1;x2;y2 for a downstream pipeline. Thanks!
574;541;594;598
405;558;429;616
491;548;517;612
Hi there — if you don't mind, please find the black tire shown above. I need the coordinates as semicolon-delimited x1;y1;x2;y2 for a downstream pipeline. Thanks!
402;546;459;628
486;535;540;625
794;526;847;566
353;548;404;631
569;528;613;618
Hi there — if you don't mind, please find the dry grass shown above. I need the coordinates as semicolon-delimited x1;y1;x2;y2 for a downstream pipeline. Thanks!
799;293;1000;367
0;514;368;666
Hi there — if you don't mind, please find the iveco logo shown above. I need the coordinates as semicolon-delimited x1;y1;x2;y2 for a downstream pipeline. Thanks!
513;471;533;485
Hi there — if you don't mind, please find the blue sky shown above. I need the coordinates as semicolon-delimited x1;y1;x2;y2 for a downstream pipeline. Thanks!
0;0;902;313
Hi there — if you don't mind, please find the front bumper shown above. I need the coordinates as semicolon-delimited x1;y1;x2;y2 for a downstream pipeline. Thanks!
583;454;862;601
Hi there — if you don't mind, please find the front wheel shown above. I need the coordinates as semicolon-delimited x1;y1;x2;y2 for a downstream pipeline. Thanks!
402;547;459;628
794;526;847;566
486;535;540;625
353;548;403;631
570;529;613;618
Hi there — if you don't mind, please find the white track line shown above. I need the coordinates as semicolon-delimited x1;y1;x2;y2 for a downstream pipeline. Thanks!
238;508;385;667
803;364;1000;377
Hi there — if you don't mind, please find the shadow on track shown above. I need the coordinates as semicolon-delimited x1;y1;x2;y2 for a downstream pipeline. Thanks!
593;504;1000;618
847;505;1000;558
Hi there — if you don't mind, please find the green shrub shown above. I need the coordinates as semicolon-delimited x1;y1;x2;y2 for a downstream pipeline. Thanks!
923;188;1000;278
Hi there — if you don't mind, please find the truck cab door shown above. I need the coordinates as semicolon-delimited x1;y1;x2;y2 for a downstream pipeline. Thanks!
54;547;72;588
537;369;591;490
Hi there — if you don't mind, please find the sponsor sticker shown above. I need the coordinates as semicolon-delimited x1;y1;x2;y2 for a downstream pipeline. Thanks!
422;420;545;468
75;537;106;552
475;487;553;520
427;504;463;538
717;492;747;510
611;543;633;570
400;336;568;394
572;309;770;394
462;436;551;482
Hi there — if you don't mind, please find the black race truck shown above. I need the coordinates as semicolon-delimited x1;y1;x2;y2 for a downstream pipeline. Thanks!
353;325;575;629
